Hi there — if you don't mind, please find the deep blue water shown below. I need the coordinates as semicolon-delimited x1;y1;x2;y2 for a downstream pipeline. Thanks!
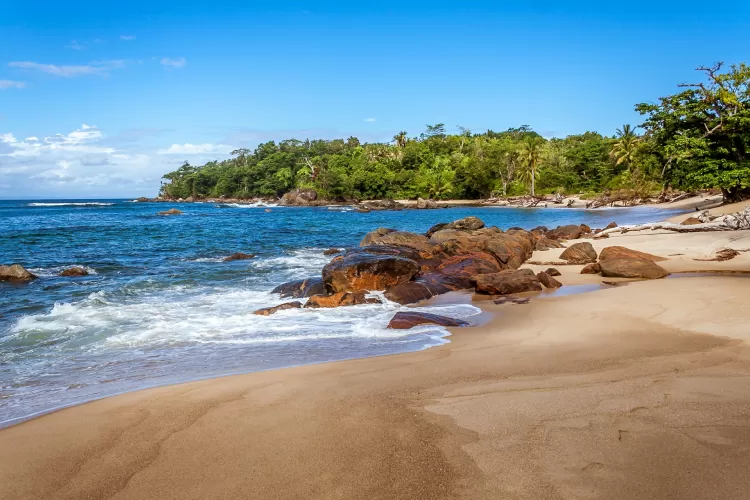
0;199;685;426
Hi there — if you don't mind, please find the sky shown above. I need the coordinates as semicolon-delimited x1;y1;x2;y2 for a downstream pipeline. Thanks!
1;1;749;199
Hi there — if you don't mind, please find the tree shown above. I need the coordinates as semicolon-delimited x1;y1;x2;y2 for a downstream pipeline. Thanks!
610;124;640;172
519;137;544;196
392;131;408;148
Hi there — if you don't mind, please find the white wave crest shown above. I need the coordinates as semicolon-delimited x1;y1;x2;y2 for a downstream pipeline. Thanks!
27;202;115;207
220;202;279;208
27;265;98;277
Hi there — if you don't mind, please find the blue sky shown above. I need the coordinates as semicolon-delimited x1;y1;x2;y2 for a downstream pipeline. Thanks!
1;1;749;198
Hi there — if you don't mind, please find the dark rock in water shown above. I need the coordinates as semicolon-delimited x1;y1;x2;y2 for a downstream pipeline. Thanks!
545;267;561;276
384;282;436;305
472;269;542;295
580;263;601;274
59;267;89;277
272;277;328;298
253;301;302;316
158;208;182;215
304;291;381;308
355;208;371;213
322;253;419;293
323;248;342;256
547;224;583;240
598;246;666;262
136;197;150;202
559;242;598;264
360;227;396;246
279;188;318;206
425;222;450;238
223;252;256;262
599;258;669;279
0;264;37;282
387;311;469;330
537;271;562;289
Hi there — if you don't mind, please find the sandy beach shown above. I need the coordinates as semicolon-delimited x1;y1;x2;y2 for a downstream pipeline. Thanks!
2;205;750;499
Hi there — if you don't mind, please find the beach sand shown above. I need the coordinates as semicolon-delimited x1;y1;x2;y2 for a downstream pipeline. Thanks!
2;221;750;499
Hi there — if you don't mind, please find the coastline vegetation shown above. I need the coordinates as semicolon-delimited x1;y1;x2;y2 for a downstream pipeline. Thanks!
160;62;750;203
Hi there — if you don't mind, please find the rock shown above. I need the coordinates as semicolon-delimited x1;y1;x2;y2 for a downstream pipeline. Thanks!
279;188;318;206
580;263;601;274
59;267;89;277
446;216;485;231
0;264;37;282
534;236;564;251
387;312;469;329
359;199;403;211
493;296;530;305
472;269;542;295
545;268;561;276
383;282;438;305
435;252;503;289
547;224;583;240
323;248;342;256
425;223;450;238
355;208;371;213
598;258;669;279
559;242;598;264
253;301;303;316
136;197;150;202
322;253;419;293
370;231;434;256
272;277;328;298
353;245;423;263
593;233;610;239
537;271;562;289
580;223;592;233
360;228;396;246
223;252;256;262
416;197;428;209
598;246;666;262
158;208;182;215
304;291;381;308
605;222;618;229
681;217;702;226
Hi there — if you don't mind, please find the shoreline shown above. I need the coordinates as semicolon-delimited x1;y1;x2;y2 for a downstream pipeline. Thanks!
2;202;750;498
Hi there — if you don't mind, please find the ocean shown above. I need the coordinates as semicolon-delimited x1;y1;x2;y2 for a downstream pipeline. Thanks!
0;199;684;426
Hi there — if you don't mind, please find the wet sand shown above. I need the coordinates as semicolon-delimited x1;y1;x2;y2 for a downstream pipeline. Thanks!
2;219;750;499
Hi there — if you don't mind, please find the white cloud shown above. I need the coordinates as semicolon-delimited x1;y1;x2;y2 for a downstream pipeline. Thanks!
120;35;136;41
0;80;25;89
9;60;125;78
157;143;232;155
364;118;376;122
160;57;187;69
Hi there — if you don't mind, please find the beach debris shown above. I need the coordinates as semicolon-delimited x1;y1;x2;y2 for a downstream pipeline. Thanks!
537;271;562;289
472;269;542;295
272;277;329;299
223;252;256;262
598;257;669;280
59;266;89;277
602;281;621;286
387;311;469;329
0;264;37;282
693;248;741;262
304;291;381;308
580;263;602;274
560;242;598;264
322;253;419;293
598;206;750;235
599;246;666;262
253;301;303;316
157;208;183;215
545;268;561;276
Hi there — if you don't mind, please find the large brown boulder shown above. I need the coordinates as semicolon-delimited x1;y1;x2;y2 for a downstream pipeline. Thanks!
534;236;564;251
580;263;601;274
384;282;434;305
483;232;534;269
598;246;667;262
559;242;598;264
472;269;542;295
359;228;396;246
387;312;469;329
548;224;583;240
253;301;303;316
445;216;485;231
537;271;562;289
304;291;381;308
272;277;329;298
322;253;419;292
279;188;318;206
370;231;434;256
60;266;89;277
435;252;502;290
425;222;450;238
0;264;37;282
598;258;669;279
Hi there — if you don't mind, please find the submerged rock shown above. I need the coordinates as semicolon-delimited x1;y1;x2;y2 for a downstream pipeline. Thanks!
304;291;381;308
0;264;37;282
223;252;256;262
253;301;302;316
158;208;183;215
559;242;598;264
472;269;542;295
598;258;669;279
59;267;89;277
387;312;469;329
598;246;666;262
272;277;328;299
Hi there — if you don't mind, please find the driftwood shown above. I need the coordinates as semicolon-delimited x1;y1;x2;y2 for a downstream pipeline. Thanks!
599;207;750;236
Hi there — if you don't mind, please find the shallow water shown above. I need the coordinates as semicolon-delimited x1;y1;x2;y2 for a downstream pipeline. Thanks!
0;199;685;425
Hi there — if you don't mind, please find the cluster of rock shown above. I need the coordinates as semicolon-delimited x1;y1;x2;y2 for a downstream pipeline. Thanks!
255;216;595;316
0;265;91;282
558;243;670;279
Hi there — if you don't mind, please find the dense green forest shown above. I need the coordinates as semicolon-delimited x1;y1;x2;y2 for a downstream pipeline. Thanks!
160;63;750;203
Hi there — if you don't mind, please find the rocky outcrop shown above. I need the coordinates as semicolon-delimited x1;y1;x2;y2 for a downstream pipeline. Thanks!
559;242;598;264
0;264;37;282
360;228;396;246
387;312;469;329
445;216;485;231
370;231;434;257
598;246;666;262
60;267;89;277
434;252;502;290
472;269;542;295
356;199;404;211
272;277;329;298
598;258;669;279
158;208;182;215
547;224;584;240
253;301;303;316
537;271;562;289
223;252;256;262
322;252;419;293
416;197;438;209
304;291;382;308
425;223;450;238
279;188;318;206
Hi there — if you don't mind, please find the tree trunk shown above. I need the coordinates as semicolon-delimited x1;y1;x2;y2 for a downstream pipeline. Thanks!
722;186;750;203
502;180;507;197
531;168;535;197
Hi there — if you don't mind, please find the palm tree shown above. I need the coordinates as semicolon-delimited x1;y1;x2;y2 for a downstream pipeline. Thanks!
392;131;408;148
519;137;543;196
610;124;639;172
